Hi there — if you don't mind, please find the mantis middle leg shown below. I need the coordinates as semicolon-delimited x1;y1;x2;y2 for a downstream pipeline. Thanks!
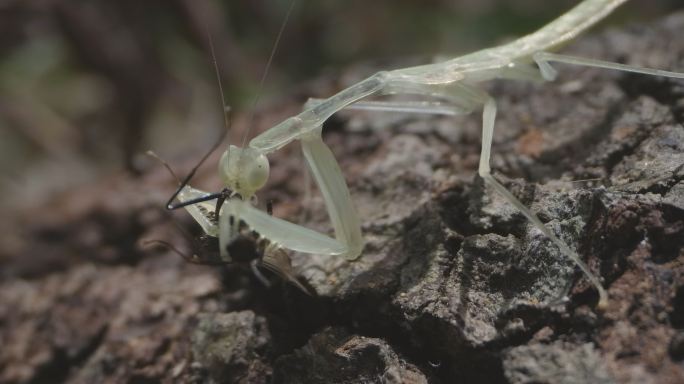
476;95;609;309
336;79;609;307
427;78;609;308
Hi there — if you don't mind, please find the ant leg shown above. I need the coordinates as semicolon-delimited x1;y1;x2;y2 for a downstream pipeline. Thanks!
143;210;226;265
143;239;201;264
169;191;225;211
213;188;232;219
250;259;272;288
143;238;227;266
476;95;609;309
147;151;220;209
147;151;222;236
260;246;313;295
146;111;230;211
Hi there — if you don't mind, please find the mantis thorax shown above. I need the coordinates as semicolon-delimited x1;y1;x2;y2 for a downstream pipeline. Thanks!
219;145;270;198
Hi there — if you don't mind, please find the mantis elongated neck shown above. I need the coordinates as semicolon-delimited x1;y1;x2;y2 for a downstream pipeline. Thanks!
249;72;387;153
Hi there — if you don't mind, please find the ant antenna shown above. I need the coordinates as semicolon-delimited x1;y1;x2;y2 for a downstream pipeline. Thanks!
240;0;297;149
148;150;227;210
156;2;296;211
144;239;231;266
143;239;200;264
162;118;230;210
208;29;232;138
146;150;180;183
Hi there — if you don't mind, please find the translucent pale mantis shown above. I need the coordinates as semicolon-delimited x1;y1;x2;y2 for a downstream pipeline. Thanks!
166;0;684;308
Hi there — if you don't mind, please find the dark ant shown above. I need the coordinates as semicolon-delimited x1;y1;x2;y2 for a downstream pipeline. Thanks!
144;150;311;295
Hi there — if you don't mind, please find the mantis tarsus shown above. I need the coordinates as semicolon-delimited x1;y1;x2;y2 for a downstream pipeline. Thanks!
159;0;684;309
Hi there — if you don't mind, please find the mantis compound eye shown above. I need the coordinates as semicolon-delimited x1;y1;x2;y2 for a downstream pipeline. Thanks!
219;145;270;198
244;152;270;191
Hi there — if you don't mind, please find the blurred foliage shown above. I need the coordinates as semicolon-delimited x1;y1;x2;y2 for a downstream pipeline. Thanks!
0;0;681;209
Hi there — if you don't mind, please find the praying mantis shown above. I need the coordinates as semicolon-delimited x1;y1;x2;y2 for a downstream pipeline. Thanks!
158;0;684;308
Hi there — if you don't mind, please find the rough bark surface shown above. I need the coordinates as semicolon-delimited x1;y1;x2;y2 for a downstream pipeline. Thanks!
1;13;684;384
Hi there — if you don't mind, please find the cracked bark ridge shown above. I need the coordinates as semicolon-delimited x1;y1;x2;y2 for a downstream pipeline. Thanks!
0;12;683;384
273;327;429;383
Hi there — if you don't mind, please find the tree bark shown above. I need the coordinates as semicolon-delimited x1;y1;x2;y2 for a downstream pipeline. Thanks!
1;13;683;384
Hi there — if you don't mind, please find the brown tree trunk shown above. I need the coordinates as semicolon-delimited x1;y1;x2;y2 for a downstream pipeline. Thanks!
1;13;683;384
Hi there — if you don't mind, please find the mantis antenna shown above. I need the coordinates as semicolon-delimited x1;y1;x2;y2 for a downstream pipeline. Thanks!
240;0;298;149
166;0;298;212
163;29;233;212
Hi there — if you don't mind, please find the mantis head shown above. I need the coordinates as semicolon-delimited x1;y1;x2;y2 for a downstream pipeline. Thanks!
218;145;270;198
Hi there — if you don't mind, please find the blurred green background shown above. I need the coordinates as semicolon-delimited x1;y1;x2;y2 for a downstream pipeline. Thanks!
0;0;681;210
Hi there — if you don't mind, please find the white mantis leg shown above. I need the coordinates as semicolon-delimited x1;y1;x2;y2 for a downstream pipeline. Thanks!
300;128;364;260
227;198;347;256
306;98;470;116
328;79;609;305
476;96;609;309
175;185;346;260
533;52;684;81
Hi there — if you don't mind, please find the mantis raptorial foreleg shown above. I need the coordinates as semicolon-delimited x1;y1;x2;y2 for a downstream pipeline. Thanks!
174;183;347;260
300;128;364;260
